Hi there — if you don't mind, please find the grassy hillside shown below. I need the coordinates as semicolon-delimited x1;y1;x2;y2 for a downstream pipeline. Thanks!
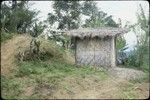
1;34;149;99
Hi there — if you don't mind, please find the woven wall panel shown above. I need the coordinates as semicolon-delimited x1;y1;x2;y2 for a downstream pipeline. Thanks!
76;37;112;67
76;39;95;66
94;38;111;67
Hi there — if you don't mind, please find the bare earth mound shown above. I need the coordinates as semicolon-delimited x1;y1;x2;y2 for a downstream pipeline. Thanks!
1;34;32;76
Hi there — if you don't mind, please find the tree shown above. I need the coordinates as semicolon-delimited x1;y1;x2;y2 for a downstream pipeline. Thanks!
136;4;149;41
30;21;46;37
47;1;81;49
1;1;39;34
123;4;149;69
47;1;81;30
83;11;119;28
81;1;98;16
135;4;149;68
81;1;118;28
1;1;12;32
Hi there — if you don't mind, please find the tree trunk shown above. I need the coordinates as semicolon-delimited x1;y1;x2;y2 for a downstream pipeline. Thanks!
11;0;17;32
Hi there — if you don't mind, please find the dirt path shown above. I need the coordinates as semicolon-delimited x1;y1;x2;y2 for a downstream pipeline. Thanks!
52;76;149;99
1;34;31;76
108;67;146;80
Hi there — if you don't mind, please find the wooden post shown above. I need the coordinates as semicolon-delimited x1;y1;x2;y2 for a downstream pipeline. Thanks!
75;37;77;64
111;36;116;67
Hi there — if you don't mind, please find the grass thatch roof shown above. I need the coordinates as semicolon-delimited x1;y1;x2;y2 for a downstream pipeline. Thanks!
64;27;129;39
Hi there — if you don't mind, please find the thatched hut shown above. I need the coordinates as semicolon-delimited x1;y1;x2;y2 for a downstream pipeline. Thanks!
65;27;128;67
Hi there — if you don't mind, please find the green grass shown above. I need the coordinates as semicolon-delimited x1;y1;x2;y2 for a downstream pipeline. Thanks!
1;60;108;99
122;89;137;99
15;60;108;79
1;75;24;99
120;83;138;99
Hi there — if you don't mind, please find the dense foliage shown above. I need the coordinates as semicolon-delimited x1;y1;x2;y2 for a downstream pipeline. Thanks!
123;4;149;71
81;1;118;28
47;1;81;30
1;1;39;33
1;0;46;42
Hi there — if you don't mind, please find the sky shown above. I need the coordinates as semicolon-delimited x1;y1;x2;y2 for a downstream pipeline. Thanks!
29;1;149;48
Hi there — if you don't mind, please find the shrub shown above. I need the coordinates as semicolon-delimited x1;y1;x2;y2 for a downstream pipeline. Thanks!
15;37;65;61
124;42;149;71
1;32;14;42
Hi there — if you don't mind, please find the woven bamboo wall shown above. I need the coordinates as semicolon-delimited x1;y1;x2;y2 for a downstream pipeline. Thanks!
76;37;112;67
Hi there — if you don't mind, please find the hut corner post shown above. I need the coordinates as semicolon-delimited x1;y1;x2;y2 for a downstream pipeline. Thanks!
74;37;77;64
111;36;116;67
